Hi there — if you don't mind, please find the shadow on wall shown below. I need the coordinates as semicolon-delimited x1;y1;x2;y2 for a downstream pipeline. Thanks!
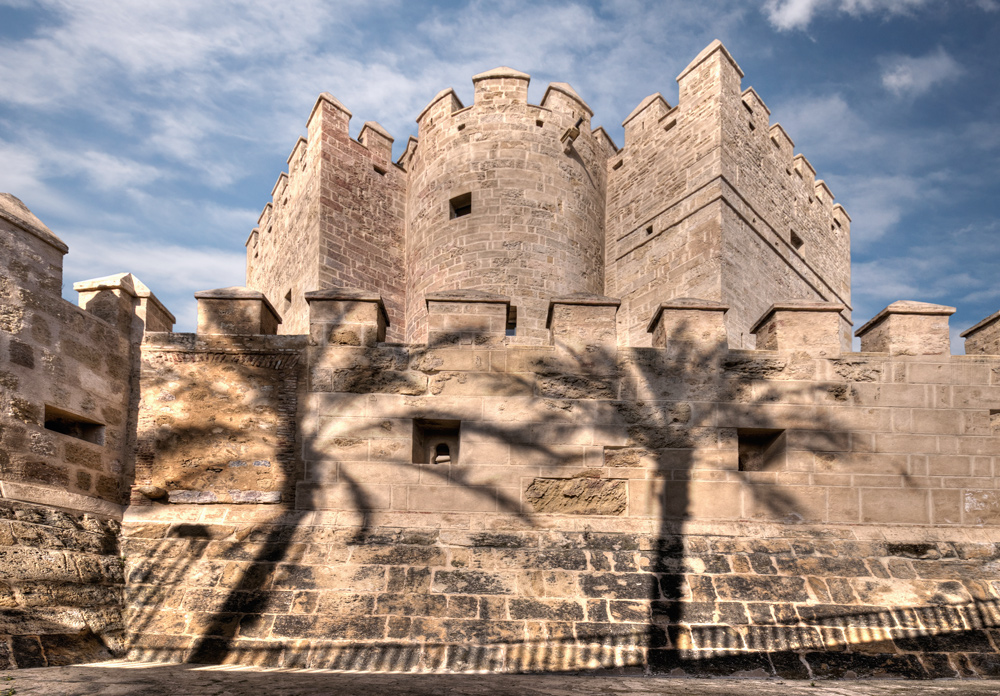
121;312;1000;679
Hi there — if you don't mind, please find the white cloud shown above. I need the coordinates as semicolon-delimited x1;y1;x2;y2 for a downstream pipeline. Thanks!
880;47;964;97
60;229;246;331
764;0;929;30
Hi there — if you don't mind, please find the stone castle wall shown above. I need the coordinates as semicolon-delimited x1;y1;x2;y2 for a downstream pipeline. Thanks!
606;43;851;349
404;71;612;345
245;43;850;350
116;292;1000;677
246;95;407;341
2;41;999;680
0;195;169;669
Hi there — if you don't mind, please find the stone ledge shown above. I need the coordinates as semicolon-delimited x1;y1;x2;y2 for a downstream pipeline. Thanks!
748;301;846;335
0;480;125;521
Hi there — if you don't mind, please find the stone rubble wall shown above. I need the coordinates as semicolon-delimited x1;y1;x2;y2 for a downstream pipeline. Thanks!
0;498;124;670
119;508;1000;678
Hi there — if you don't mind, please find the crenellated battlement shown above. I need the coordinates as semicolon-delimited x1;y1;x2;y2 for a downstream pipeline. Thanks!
607;40;851;351
10;40;1000;679
247;40;849;354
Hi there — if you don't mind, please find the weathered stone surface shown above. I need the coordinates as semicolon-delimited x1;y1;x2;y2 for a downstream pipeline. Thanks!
524;477;627;516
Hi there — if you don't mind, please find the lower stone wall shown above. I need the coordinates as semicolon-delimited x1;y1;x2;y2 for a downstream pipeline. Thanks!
0;499;124;669
121;506;1000;679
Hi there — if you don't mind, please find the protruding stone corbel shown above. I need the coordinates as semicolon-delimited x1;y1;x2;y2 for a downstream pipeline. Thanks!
195;286;282;336
855;301;955;356
750;301;845;357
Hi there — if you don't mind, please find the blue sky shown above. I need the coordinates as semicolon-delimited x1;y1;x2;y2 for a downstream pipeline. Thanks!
0;0;998;350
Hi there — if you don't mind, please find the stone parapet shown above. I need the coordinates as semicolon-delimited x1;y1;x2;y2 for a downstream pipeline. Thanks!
195;286;282;336
750;301;845;357
306;288;388;347
546;293;620;353
647;298;729;348
961;310;1000;355
425;290;512;347
855;301;955;356
74;272;175;336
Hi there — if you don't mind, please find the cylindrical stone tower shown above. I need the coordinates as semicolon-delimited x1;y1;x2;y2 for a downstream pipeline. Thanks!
405;68;611;344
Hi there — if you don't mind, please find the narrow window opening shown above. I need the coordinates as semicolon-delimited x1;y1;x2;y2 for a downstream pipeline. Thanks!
449;193;472;219
457;123;466;131
738;429;786;472
535;119;544;127
989;410;1000;434
790;231;804;251
44;405;105;446
373;164;387;176
284;288;292;305
612;159;624;171
505;306;517;336
413;419;461;465
662;118;677;133
748;121;756;131
742;100;754;114
645;225;654;236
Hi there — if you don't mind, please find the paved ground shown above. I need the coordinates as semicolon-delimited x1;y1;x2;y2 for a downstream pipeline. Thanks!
3;663;1000;696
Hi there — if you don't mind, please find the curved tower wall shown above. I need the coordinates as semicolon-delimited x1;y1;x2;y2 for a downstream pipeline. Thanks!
404;69;612;344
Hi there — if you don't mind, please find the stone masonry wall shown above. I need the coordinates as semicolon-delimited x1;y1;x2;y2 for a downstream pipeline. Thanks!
134;333;306;507
246;96;408;341
246;134;321;335
1;196;134;505
404;71;612;345
606;43;850;348
119;298;1000;678
0;498;124;670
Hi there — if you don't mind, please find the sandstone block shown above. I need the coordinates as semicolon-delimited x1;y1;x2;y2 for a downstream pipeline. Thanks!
750;301;845;356
195;287;281;335
523;477;627;516
855;301;955;356
647;298;728;349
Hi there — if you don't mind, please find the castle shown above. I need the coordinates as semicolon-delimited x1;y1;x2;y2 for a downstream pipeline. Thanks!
2;41;1000;679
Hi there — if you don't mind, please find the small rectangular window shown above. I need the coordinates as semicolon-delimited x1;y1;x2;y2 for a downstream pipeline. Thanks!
738;428;785;472
449;193;472;219
44;405;105;445
790;231;804;251
413;419;461;465
373;164;387;176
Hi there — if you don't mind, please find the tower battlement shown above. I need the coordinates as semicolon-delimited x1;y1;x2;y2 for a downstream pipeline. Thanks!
247;41;850;352
7;41;1000;678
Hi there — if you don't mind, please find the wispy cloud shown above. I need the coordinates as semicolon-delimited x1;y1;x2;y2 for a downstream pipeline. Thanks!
880;47;963;97
60;229;246;330
763;0;929;30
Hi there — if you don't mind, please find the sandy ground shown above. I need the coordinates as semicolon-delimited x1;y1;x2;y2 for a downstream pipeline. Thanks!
3;662;1000;696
